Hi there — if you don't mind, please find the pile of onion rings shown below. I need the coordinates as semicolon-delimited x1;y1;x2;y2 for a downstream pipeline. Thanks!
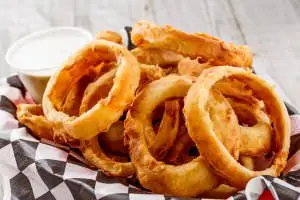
16;21;290;198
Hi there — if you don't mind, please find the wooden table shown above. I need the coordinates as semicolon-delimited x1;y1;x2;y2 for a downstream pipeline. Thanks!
0;0;299;109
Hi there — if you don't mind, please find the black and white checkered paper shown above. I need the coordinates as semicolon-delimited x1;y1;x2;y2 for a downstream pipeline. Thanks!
1;47;300;199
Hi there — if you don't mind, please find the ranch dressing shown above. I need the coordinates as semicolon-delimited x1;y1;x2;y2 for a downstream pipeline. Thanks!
6;27;93;103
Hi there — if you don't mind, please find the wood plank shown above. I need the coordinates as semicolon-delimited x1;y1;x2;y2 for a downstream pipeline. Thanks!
229;0;300;108
0;0;299;109
148;0;248;45
73;0;150;35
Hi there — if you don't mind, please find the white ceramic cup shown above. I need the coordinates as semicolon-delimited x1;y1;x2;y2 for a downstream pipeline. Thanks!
6;27;93;103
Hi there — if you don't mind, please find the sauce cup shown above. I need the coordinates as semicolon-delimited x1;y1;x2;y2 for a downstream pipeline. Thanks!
6;27;93;103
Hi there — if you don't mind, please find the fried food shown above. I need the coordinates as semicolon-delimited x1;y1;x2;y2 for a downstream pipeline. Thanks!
96;30;123;44
202;184;237;199
177;57;212;77
62;70;100;116
17;104;54;141
165;128;194;165
81;135;135;177
228;97;272;156
98;121;128;155
81;97;183;177
79;74;135;177
131;20;253;67
205;89;241;159
148;100;180;160
16;104;79;146
125;75;220;197
137;64;165;93
80;68;116;114
184;66;290;188
43;40;141;140
240;156;255;170
16;21;291;199
78;64;164;114
81;97;182;177
132;47;184;66
79;68;174;177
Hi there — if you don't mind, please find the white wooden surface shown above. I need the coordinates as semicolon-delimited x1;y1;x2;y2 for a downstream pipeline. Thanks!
0;0;299;108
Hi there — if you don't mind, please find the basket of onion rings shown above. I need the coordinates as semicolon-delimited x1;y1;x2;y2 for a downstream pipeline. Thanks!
4;20;299;199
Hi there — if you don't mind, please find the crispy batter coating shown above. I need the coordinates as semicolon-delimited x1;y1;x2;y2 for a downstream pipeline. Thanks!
184;66;290;188
15;22;291;198
132;47;184;66
43;40;141;140
17;104;79;146
125;76;219;197
131;20;253;67
96;30;123;44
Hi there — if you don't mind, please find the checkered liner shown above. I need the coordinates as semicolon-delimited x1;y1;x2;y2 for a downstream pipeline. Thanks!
1;43;300;200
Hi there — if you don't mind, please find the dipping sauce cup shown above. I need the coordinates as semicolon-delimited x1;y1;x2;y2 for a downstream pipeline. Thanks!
6;27;93;103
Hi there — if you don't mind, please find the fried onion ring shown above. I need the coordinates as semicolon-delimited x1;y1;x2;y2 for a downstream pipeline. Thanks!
137;64;165;93
81;135;135;177
81;99;182;177
202;184;237;199
81;98;181;178
43;40;141;140
177;57;212;77
80;68;117;114
62;72;99;116
184;66;290;188
214;78;273;156
98;120;128;155
16;104;79;146
148;100;180;160
125;74;266;196
132;47;184;66
131;20;253;67
17;104;54;141
79;66;168;177
165;128;194;165
79;64;164;114
125;75;220;197
96;30;123;44
228;98;272;156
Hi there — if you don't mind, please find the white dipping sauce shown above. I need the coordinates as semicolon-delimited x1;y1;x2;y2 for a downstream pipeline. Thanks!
6;27;93;102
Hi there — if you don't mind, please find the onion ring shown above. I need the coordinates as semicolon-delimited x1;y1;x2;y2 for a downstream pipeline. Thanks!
132;47;184;66
43;40;141;140
62;70;100;116
79;66;168;177
177;57;212;77
79;71;135;177
228;98;272;156
184;66;290;188
205;89;241;159
165;128;194;165
202;184;237;199
148;100;180;160
81;136;135;177
81;99;181;177
98;120;128;155
239;156;255;170
16;104;79;146
17;104;54;141
80;68;117;114
131;20;253;67
125;75;220;197
79;64;164;114
214;77;273;156
81;99;180;177
137;64;165;93
96;30;123;44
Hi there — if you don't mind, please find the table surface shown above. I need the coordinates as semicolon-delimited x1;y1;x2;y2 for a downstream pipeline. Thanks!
0;0;299;108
